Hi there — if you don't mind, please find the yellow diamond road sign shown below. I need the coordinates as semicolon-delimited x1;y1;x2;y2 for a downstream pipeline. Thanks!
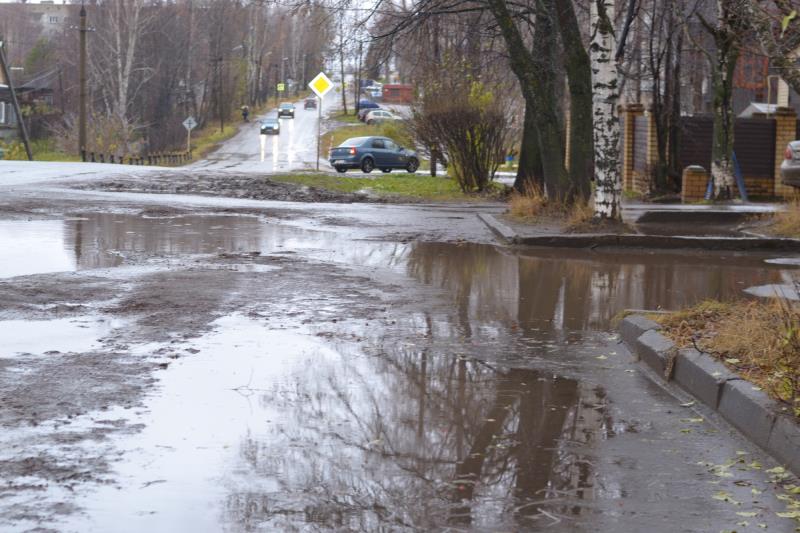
309;72;333;98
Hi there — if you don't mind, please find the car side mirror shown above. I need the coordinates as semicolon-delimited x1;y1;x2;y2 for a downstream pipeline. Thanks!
399;147;405;153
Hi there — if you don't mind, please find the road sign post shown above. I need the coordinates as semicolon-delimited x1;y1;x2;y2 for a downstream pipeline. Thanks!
183;116;197;154
308;72;333;171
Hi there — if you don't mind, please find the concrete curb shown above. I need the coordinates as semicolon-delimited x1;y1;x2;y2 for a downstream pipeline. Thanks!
477;213;518;244
476;215;800;251
619;314;800;475
514;233;800;251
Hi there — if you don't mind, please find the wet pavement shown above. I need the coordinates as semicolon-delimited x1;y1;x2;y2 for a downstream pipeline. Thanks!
2;208;800;532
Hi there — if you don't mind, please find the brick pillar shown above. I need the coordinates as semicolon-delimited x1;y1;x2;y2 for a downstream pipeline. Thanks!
682;165;708;203
621;103;644;191
774;107;797;199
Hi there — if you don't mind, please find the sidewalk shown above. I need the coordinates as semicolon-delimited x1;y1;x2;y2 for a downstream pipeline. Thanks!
478;201;799;251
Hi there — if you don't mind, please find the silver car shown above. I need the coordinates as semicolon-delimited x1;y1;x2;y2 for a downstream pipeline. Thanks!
781;140;800;187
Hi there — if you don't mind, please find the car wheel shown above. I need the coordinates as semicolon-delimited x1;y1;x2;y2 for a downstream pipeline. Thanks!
406;158;419;173
361;158;375;174
335;166;347;173
381;168;392;173
367;119;374;125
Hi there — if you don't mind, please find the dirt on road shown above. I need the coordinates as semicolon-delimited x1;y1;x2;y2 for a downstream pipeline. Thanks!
71;171;390;204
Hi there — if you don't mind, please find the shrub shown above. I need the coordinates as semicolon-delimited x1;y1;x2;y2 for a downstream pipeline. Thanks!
408;81;510;193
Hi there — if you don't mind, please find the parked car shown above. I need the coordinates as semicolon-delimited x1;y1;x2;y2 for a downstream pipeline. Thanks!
365;109;401;125
277;102;295;118
304;98;317;110
329;136;419;174
782;141;800;188
260;118;280;135
357;100;380;121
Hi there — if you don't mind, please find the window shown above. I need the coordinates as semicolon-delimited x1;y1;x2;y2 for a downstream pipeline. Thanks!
371;139;385;149
0;103;5;124
49;16;59;23
384;140;397;151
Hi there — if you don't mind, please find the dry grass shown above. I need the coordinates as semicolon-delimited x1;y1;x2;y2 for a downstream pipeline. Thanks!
654;298;800;417
769;197;800;238
508;183;550;219
507;184;625;233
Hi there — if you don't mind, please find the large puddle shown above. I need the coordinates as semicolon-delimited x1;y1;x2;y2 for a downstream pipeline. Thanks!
3;212;800;531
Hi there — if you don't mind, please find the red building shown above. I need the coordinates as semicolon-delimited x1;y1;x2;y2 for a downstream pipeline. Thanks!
382;84;414;104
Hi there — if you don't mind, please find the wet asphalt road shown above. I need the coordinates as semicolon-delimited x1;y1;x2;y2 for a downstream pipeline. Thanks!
188;96;326;174
1;136;800;531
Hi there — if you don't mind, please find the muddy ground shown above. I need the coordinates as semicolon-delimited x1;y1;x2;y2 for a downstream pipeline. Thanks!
72;171;394;203
1;178;800;532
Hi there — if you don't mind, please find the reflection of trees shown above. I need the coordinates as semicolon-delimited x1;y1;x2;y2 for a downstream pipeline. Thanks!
222;289;614;533
406;242;787;340
63;213;267;269
219;241;787;529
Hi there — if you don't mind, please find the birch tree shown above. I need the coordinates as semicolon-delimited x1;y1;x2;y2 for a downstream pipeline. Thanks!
91;0;154;151
591;0;622;220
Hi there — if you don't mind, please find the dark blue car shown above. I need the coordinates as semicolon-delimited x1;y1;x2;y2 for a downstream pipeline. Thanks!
329;136;419;174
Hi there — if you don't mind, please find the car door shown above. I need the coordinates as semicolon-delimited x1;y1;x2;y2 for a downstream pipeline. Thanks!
369;138;387;166
383;139;402;167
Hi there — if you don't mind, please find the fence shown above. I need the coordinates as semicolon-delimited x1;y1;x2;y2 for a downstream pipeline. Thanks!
620;104;797;199
80;150;192;166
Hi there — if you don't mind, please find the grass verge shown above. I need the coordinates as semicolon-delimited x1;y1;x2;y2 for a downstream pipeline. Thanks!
653;298;800;418
507;183;603;232
270;172;505;202
766;198;800;238
0;138;81;162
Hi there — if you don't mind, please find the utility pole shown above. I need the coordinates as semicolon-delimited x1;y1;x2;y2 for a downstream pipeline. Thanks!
78;3;87;157
0;38;33;160
354;41;362;114
217;57;224;132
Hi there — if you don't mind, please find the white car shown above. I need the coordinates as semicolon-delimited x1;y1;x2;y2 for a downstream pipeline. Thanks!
365;110;401;125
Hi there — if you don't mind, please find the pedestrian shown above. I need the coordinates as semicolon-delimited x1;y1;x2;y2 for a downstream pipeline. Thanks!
241;105;250;122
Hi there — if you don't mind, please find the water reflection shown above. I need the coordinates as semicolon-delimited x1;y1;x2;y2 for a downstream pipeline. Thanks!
406;242;792;335
35;213;800;531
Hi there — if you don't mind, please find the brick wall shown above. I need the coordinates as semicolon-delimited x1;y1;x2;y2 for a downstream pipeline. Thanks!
682;166;708;202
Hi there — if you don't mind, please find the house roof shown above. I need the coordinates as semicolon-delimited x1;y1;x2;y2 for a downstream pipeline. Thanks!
739;102;778;118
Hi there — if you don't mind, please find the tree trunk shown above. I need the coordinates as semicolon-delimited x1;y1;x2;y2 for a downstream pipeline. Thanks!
514;99;543;192
554;0;593;201
485;0;572;201
591;0;622;220
709;2;740;200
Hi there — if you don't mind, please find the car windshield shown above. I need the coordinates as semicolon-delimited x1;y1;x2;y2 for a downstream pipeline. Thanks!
280;104;293;109
339;137;368;147
263;119;278;125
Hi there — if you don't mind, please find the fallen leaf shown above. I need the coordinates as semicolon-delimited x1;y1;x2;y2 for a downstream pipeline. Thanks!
736;451;749;456
725;358;741;364
776;511;800;519
737;511;758;517
680;401;696;407
752;488;763;495
767;466;787;475
596;355;608;360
